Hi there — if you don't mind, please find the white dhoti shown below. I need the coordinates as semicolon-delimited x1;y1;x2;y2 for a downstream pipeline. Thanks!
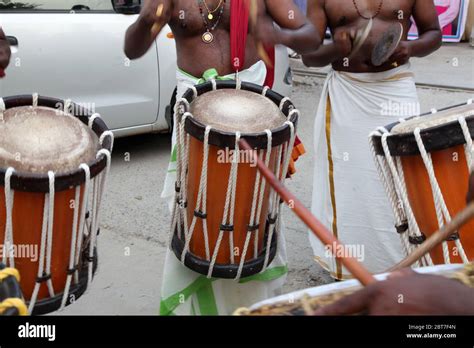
310;64;419;280
160;61;288;315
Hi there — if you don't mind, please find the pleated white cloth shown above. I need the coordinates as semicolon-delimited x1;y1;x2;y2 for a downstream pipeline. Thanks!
310;64;420;279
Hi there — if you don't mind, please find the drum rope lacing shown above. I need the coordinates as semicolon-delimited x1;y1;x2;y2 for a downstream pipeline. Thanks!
1;94;113;313
0;98;6;121
168;102;183;249
3;168;15;267
395;156;428;265
207;131;241;278
172;81;299;281
414;128;467;264
180;124;212;263
369;100;474;266
236;131;272;280
177;112;191;261
59;164;89;310
370;131;431;267
369;136;412;256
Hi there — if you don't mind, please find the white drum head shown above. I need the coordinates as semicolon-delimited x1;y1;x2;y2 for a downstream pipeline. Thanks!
391;103;474;135
189;89;287;133
0;106;99;174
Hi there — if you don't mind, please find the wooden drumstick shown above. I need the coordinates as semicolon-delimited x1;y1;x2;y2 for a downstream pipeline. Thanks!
248;0;273;69
239;139;376;286
151;4;165;37
389;202;474;272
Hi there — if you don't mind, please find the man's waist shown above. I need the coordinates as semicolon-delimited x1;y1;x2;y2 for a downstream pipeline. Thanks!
177;60;266;83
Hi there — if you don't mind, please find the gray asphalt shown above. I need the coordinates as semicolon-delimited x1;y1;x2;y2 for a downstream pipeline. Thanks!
61;69;474;315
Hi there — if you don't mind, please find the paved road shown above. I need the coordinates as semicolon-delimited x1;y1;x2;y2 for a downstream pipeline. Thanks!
62;74;474;315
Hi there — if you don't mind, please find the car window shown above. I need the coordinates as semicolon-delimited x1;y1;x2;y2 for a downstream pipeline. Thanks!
0;0;114;11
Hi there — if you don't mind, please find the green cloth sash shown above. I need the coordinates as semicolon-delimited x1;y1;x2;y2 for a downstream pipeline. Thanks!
178;68;235;85
159;265;288;316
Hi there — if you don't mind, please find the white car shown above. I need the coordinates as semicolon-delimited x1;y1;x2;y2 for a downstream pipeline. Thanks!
0;0;292;138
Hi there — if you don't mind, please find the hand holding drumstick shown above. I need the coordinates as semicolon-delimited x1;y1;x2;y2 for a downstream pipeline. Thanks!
151;4;165;37
124;0;171;60
248;0;273;68
137;0;170;39
315;268;474;315
0;27;11;78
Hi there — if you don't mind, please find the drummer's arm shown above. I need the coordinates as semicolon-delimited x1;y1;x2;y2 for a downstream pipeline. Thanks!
314;269;474;315
265;0;321;54
406;0;442;58
301;0;347;67
124;0;173;60
0;27;11;70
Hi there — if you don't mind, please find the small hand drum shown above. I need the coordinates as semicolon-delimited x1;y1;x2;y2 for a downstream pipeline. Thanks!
371;22;403;67
370;101;474;267
0;95;113;314
171;81;299;280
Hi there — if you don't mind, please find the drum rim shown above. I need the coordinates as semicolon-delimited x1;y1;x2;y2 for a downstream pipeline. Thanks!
0;95;112;193
29;247;98;315
371;101;474;156
181;80;299;149
171;227;278;279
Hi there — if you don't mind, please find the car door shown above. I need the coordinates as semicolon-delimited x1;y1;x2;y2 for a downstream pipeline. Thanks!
0;0;160;131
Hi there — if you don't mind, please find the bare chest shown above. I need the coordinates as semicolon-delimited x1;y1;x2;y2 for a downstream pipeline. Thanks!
325;0;415;28
169;0;232;36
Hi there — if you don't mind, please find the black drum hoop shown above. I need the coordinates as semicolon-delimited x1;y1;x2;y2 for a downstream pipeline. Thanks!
0;95;112;193
181;80;299;149
171;222;278;279
372;102;474;157
30;247;98;315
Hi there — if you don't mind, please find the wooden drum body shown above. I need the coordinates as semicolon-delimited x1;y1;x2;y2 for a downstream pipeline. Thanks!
371;102;474;267
0;95;113;314
171;81;299;279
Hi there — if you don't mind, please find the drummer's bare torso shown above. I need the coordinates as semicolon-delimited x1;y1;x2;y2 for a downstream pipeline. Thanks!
169;0;260;77
325;0;415;73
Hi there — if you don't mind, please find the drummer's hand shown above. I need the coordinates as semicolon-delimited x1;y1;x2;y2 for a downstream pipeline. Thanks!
252;15;281;47
332;28;354;58
314;269;474;315
138;0;171;29
467;172;474;203
0;28;11;71
388;41;412;67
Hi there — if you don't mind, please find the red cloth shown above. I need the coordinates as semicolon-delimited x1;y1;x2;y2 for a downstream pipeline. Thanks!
436;6;453;36
230;0;250;72
230;0;275;86
263;45;275;88
229;3;303;176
